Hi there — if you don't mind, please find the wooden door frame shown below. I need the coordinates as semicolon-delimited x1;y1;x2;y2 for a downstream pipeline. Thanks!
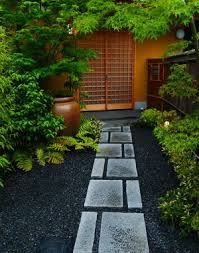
80;31;135;111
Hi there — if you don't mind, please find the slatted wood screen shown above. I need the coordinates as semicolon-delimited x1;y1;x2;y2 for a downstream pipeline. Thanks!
78;31;135;111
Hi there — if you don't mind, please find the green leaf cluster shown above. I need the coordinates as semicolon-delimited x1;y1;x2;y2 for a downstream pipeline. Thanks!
138;108;179;128
0;28;64;186
163;41;191;57
1;0;95;92
159;64;199;99
9;117;102;172
140;108;199;234
72;0;199;41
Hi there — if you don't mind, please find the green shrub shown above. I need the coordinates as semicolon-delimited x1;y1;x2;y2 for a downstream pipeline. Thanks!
159;64;198;99
11;74;64;146
152;112;199;234
0;27;14;187
138;108;178;128
11;117;102;171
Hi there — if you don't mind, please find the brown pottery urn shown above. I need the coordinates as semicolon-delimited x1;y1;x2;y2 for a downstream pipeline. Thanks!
53;97;80;136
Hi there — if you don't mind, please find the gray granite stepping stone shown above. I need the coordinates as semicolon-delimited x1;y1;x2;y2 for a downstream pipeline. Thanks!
110;132;132;143
126;180;142;208
84;180;123;208
91;159;105;178
99;212;149;253
100;132;109;143
124;144;135;158
102;126;122;132
123;126;131;132
107;159;137;178
73;212;97;253
96;144;122;158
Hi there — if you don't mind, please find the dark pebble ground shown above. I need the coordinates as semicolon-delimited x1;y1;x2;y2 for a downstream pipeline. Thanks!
0;150;95;253
1;127;199;253
132;126;199;253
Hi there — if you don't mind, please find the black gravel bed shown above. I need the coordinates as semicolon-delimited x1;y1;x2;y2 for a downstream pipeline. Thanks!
0;150;95;253
132;126;199;253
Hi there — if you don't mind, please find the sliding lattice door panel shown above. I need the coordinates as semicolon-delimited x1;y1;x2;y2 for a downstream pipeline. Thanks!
78;31;135;111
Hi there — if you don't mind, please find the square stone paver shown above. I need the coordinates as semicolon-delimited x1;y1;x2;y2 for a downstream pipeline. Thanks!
99;212;149;253
100;132;109;143
126;180;142;208
102;126;122;132
123;126;131;132
73;212;97;253
91;159;105;178
96;144;122;158
107;159;137;178
84;180;123;208
110;132;132;143
124;144;135;158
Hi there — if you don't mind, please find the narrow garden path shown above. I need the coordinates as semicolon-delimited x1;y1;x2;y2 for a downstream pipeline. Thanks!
73;123;149;253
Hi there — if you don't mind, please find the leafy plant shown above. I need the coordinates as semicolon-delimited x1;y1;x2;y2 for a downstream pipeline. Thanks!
1;0;95;94
163;41;190;58
159;64;198;99
138;109;178;128
152;112;199;234
0;27;14;187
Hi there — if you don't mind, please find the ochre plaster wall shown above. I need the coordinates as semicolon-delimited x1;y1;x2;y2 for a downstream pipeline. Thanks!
134;32;177;107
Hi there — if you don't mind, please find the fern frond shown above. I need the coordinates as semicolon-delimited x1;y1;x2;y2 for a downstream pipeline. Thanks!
47;151;64;165
36;147;46;166
47;143;69;152
55;136;70;146
13;151;33;172
0;155;10;169
64;136;78;147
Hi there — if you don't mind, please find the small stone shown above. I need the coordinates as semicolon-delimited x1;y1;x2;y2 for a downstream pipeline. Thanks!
110;132;132;143
126;180;142;208
84;180;123;208
99;212;149;253
96;144;122;158
123;126;131;132
124;144;135;158
102;126;122;132
91;159;105;178
100;132;109;143
73;212;97;253
107;159;138;178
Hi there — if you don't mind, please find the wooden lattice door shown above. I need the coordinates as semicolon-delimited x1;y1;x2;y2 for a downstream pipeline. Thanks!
78;31;134;111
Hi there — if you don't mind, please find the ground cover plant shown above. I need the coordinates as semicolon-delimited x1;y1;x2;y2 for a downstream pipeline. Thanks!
139;108;199;235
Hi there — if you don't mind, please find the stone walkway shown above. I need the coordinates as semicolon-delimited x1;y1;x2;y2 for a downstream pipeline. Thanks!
73;124;149;253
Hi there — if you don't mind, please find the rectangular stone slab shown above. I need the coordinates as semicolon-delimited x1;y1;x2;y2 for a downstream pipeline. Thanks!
123;126;131;132
102;126;122;132
96;144;122;158
124;144;135;158
91;159;105;178
126;180;143;208
100;132;109;143
110;132;132;143
99;212;149;253
107;159;138;178
73;212;97;253
84;180;123;208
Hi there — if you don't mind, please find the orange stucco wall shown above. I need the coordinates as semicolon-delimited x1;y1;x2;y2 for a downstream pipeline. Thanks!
134;31;177;107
